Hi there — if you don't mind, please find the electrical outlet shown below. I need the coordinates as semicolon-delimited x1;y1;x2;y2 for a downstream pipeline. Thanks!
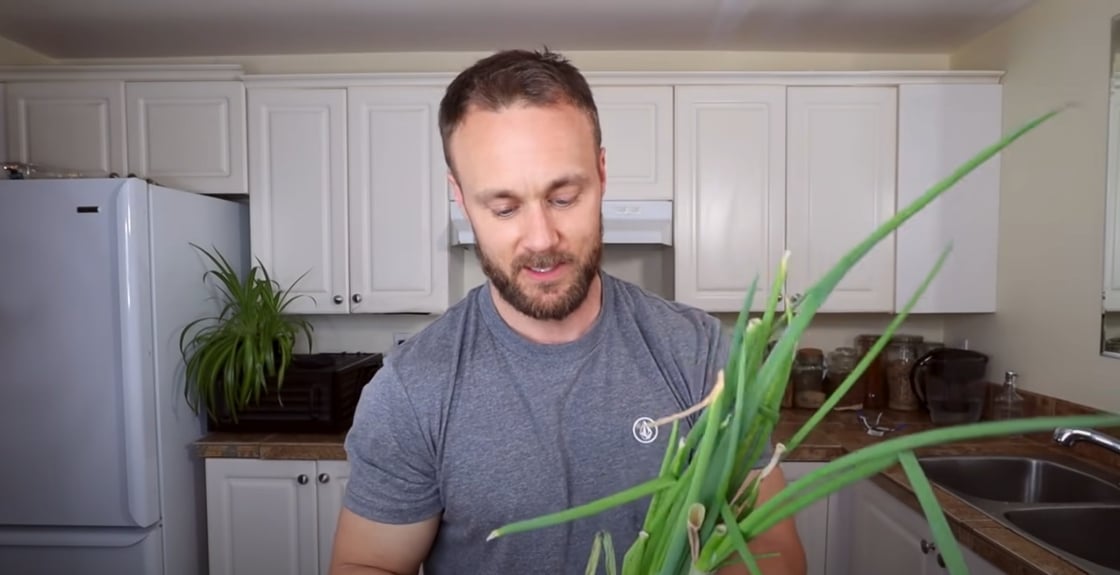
392;332;412;347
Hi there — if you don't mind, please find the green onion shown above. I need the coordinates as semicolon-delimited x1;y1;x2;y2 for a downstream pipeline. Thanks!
487;103;1118;575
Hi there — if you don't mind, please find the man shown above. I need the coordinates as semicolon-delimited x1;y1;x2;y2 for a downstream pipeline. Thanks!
330;48;806;575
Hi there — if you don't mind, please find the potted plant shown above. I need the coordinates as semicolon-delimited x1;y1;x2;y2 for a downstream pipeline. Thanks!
178;242;314;425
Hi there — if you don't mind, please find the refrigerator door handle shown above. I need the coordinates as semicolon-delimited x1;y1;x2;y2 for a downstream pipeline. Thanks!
115;184;161;528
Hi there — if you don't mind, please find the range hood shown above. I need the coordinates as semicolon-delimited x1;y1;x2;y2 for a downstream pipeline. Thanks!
448;200;673;246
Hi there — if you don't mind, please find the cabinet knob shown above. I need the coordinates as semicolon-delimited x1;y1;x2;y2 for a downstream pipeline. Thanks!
318;473;330;484
920;539;936;554
334;295;343;304
352;293;362;303
297;474;309;485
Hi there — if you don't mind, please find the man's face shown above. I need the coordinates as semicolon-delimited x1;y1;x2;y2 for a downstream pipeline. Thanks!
448;101;605;321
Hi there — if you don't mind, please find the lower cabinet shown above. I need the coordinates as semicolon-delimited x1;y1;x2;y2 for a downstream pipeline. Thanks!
204;458;350;575
203;458;1004;575
781;463;1006;575
846;478;1005;575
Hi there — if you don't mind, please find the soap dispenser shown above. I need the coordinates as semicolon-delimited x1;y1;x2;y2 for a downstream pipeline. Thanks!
992;370;1025;422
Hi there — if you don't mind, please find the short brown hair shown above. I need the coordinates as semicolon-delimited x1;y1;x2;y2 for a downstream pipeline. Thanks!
438;47;601;176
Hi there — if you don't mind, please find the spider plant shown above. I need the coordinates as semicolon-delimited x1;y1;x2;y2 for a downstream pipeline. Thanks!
486;103;1120;575
178;242;314;424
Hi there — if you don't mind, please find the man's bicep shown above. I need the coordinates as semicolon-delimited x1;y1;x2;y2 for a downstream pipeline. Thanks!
330;507;439;575
342;362;443;530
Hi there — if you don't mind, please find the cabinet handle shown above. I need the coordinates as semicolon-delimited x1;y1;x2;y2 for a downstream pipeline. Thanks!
297;474;309;485
318;473;330;484
352;294;362;303
333;295;343;304
920;539;936;554
937;553;945;568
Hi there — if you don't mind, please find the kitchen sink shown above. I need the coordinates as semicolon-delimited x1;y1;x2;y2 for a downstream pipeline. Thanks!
917;454;1120;574
1003;507;1120;571
917;455;1120;504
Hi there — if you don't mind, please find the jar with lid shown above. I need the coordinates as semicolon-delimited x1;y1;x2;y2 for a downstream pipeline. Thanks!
825;346;863;410
791;348;826;409
886;335;924;411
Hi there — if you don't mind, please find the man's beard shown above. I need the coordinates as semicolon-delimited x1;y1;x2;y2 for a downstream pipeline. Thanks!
478;223;603;321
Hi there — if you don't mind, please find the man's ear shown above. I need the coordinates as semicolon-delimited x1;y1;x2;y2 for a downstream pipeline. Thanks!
597;146;607;199
448;170;465;206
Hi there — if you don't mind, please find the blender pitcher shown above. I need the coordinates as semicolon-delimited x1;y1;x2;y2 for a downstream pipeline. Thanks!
909;348;990;425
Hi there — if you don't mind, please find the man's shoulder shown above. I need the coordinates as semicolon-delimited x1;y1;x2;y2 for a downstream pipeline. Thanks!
386;283;486;376
605;273;725;341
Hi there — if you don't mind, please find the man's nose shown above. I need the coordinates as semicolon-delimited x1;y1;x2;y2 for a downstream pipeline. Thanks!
522;205;560;251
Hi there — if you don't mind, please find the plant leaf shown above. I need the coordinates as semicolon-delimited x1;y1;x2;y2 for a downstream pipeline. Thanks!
899;451;968;575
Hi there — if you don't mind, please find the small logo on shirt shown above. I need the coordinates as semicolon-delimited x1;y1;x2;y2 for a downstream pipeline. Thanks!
632;417;658;444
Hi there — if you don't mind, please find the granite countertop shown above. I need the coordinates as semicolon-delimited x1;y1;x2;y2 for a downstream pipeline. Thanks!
193;408;1118;575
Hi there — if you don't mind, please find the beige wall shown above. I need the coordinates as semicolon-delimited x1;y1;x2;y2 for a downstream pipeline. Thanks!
948;0;1120;412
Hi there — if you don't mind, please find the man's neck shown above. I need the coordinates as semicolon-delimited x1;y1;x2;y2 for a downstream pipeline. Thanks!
489;274;604;345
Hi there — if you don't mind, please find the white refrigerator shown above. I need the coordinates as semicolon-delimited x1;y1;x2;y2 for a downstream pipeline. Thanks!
0;177;249;575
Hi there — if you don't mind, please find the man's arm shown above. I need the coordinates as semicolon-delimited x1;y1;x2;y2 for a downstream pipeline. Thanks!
329;358;443;575
329;508;439;575
716;466;807;575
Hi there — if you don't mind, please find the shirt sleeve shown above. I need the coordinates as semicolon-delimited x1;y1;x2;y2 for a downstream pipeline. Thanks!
342;360;443;524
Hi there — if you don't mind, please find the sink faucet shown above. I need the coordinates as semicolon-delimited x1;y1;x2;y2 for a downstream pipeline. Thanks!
1053;427;1120;455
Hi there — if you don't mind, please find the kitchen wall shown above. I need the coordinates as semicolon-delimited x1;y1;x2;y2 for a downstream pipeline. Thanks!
948;0;1120;412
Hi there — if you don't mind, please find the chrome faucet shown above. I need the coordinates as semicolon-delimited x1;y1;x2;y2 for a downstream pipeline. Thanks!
1053;427;1120;455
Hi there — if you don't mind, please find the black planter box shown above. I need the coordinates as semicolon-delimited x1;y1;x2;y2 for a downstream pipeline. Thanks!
207;352;383;434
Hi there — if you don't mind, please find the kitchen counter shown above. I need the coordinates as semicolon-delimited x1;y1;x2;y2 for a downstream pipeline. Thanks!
193;407;1119;575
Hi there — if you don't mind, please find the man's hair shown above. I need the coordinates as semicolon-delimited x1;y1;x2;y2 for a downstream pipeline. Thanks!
438;47;601;176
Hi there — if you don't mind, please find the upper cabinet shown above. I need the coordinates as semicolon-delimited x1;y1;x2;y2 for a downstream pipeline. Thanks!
672;76;1003;315
591;84;674;201
247;83;451;315
2;68;247;195
0;66;1004;316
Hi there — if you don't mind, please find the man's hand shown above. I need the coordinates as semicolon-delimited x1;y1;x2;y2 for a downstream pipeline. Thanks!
328;507;439;575
716;466;807;575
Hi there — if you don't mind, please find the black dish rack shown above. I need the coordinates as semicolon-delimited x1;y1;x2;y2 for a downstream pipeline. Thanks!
208;352;383;434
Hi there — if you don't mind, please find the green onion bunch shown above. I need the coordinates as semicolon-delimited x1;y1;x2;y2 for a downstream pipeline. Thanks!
487;104;1120;575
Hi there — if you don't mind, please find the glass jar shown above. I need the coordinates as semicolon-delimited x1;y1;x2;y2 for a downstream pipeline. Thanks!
855;334;886;409
825;346;863;410
886;335;923;411
791;348;826;409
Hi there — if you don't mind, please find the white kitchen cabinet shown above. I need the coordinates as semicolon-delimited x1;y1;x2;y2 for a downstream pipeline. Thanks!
673;84;788;312
847;479;1005;575
205;458;350;575
347;86;450;314
248;87;351;315
781;462;850;575
1106;81;1120;312
786;86;898;313
125;81;247;195
591;85;674;201
897;83;1004;314
5;80;127;176
248;85;451;315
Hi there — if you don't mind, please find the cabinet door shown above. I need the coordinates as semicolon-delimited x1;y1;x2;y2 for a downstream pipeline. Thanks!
6;81;126;176
592;85;674;200
780;463;832;575
316;460;352;575
125;81;247;196
786;86;897;312
205;459;319;575
673;85;787;312
897;83;1002;314
849;480;936;575
248;87;350;314
347;86;450;314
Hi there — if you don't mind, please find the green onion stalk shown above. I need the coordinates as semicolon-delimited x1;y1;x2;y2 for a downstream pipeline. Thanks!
486;103;1120;575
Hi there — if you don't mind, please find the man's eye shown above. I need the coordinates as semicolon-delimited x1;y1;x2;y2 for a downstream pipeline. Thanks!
552;197;574;207
493;206;516;218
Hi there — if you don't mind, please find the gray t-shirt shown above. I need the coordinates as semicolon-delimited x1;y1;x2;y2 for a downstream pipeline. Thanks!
342;272;772;574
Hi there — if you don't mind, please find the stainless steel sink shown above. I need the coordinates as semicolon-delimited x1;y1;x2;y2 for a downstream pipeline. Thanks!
917;454;1120;574
1003;507;1120;572
918;455;1120;504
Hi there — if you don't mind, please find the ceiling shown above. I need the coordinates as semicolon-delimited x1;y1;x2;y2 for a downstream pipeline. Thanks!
0;0;1035;60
